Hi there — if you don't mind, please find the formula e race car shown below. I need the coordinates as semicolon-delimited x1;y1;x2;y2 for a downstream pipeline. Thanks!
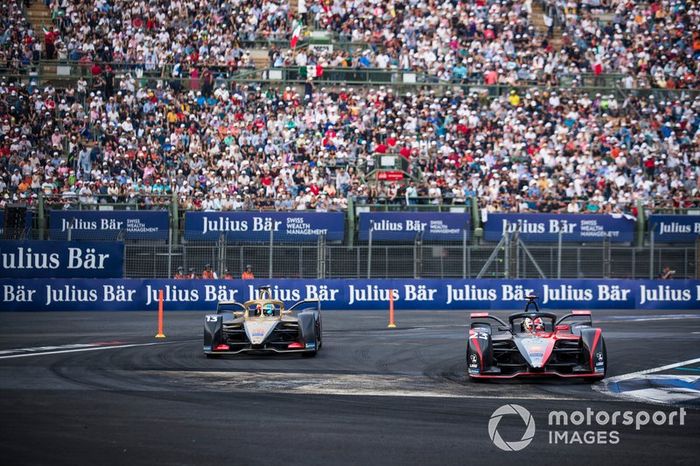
467;297;606;380
204;286;322;357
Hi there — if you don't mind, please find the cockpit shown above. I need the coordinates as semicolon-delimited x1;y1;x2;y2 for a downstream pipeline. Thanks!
245;301;283;318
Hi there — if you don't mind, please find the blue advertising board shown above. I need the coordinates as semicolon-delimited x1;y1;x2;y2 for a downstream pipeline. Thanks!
184;212;345;242
484;213;635;242
0;210;34;235
0;279;697;311
358;212;470;241
49;210;169;240
0;240;123;278
648;215;700;242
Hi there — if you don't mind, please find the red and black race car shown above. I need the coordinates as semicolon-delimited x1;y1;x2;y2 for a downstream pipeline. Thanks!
467;297;606;381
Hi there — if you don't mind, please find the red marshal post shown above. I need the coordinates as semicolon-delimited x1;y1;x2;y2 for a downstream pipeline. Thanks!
155;289;166;338
387;289;396;328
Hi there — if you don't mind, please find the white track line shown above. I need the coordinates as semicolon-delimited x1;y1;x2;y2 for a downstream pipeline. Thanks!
0;342;168;360
0;343;101;355
604;357;700;384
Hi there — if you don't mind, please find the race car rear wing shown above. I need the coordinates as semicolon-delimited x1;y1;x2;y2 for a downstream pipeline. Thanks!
469;312;508;327
555;310;592;326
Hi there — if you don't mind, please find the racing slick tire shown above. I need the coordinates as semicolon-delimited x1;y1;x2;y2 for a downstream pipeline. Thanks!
302;321;321;358
466;346;485;382
584;339;607;383
467;323;492;382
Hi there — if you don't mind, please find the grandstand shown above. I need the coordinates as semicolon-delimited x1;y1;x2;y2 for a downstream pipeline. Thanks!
0;1;698;278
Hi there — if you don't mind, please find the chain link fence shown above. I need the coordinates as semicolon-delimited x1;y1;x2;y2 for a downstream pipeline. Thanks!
119;233;697;280
6;225;698;280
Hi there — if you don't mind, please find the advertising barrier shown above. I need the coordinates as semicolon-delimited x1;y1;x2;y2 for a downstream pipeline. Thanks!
359;212;471;241
0;279;697;311
184;212;345;242
648;215;700;243
0;241;124;278
50;210;170;240
484;213;635;242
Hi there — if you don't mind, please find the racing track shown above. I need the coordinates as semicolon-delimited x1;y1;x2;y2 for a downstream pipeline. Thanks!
0;309;699;465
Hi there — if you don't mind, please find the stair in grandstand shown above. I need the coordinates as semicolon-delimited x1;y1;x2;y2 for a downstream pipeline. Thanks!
531;2;562;51
26;1;52;43
250;50;271;69
25;0;56;77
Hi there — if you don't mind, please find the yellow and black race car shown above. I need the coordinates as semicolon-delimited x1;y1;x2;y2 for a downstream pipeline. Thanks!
204;286;322;357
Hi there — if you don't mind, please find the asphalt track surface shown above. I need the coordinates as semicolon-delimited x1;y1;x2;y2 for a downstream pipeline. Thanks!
1;309;699;466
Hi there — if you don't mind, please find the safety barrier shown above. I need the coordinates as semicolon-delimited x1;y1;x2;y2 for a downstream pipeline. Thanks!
0;279;698;311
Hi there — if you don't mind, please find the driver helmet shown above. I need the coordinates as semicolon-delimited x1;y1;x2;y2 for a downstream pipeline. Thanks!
263;303;274;316
533;317;544;331
522;317;533;332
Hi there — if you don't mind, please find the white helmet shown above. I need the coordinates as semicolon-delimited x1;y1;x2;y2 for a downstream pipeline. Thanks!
533;317;544;331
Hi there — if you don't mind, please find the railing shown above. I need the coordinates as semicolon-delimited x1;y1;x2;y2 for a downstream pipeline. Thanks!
646;201;700;215
4;64;697;101
42;193;175;211
355;202;471;213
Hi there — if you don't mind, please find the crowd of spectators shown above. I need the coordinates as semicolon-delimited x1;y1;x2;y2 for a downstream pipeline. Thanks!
2;0;694;90
0;71;698;214
0;1;39;70
555;0;700;89
43;0;289;68
0;0;698;216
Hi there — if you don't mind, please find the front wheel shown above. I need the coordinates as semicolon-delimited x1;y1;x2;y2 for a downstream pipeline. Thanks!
302;331;320;358
466;347;480;379
585;339;607;382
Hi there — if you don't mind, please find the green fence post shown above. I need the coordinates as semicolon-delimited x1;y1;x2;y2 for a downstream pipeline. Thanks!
37;191;45;240
636;200;644;248
471;196;482;244
171;190;179;244
347;195;354;248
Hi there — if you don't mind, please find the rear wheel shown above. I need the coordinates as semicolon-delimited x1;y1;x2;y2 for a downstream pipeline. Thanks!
205;353;221;359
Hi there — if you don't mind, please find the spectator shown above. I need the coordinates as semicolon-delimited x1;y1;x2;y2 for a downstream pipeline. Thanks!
660;266;676;280
202;264;217;279
241;265;255;280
